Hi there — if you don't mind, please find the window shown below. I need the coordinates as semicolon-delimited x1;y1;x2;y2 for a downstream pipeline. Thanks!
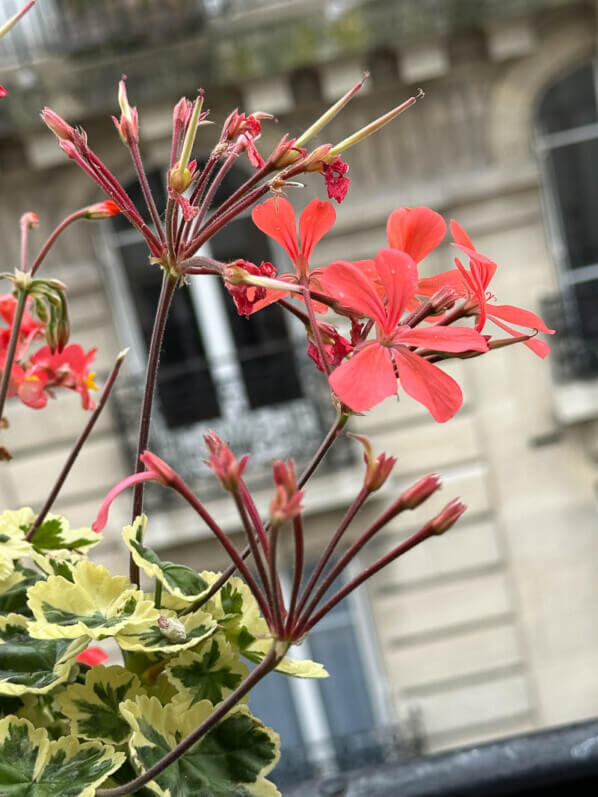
536;61;598;377
248;564;392;790
100;165;332;478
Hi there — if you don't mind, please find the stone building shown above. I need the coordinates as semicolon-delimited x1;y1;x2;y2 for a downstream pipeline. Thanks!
1;0;597;787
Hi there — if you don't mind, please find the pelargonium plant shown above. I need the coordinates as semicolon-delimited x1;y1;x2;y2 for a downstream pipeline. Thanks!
0;3;555;795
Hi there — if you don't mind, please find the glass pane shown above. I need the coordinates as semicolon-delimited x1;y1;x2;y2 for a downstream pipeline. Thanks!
549;139;598;269
211;218;303;408
118;239;220;426
574;280;598;343
537;63;596;135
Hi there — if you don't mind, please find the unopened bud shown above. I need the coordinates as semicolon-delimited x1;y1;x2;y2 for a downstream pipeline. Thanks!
20;211;39;230
430;498;466;535
270;484;304;528
168;162;193;193
140;451;177;486
272;459;298;494
56;317;70;353
400;473;442;509
41;107;76;141
204;431;249;491
113;77;139;144
84;200;121;220
157;616;187;643
350;433;396;492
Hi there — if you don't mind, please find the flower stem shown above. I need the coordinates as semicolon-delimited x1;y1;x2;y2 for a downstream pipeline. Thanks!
130;272;176;584
0;290;27;423
26;349;128;541
128;139;166;247
232;490;274;620
30;210;86;276
96;645;280;797
285;515;304;634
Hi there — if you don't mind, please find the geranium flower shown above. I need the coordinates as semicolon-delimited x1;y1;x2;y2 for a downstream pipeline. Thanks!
243;196;336;314
418;220;555;357
319;248;488;421
28;344;98;410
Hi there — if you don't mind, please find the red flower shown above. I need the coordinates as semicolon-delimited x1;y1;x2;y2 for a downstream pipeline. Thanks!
319;248;488;421
418;220;555;358
248;196;336;313
28;344;98;410
322;156;351;203
386;206;447;263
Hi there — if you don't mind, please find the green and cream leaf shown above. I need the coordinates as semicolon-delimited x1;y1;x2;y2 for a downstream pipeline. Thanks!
116;607;217;654
244;637;329;679
166;634;248;706
56;665;145;744
121;696;281;797
0;716;124;796
27;560;159;640
123;517;209;602
0;613;87;696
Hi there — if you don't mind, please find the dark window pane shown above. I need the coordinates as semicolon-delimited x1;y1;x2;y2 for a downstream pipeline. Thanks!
574;280;598;343
538;63;596;135
549;139;598;269
211;217;303;408
118;240;220;426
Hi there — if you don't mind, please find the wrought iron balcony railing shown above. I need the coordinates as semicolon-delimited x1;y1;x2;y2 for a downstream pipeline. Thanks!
541;293;598;382
110;344;354;507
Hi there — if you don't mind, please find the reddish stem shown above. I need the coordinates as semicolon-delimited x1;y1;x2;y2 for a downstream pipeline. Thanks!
30;210;86;276
285;514;305;635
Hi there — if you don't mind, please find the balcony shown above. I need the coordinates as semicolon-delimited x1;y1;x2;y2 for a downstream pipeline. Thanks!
110;343;354;506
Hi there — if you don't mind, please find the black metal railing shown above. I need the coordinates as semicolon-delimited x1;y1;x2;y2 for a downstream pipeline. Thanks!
541;293;598;382
110;345;353;506
285;718;598;797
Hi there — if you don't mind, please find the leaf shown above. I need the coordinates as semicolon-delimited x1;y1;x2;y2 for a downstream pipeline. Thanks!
0;567;43;617
0;613;87;696
0;716;124;796
29;517;100;554
200;573;269;654
27;560;159;641
166;634;248;706
243;637;329;679
122;518;209;603
121;696;280;797
56;665;145;744
116;608;217;654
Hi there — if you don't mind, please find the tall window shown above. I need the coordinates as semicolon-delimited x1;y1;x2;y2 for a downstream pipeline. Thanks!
536;62;598;375
101;165;320;475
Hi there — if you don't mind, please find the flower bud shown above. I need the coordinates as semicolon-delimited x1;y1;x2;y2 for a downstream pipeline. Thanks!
350;433;396;492
112;77;139;144
83;200;121;219
20;211;39;229
157;616;187;643
41;107;76;141
140;451;177;486
400;473;442;509
270;461;304;528
430;498;466;535
204;431;249;491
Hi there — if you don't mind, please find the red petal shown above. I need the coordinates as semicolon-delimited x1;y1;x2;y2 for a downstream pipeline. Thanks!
251;198;299;264
374;248;418;329
450;219;475;250
330;344;396;412
417;269;467;298
393;348;463;422
396;325;488;353
299;199;336;261
319;260;386;325
386;207;446;263
452;244;497;291
76;646;109;666
488;315;552;358
488;304;555;334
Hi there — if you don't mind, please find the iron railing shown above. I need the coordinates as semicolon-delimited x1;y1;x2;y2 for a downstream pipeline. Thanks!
541;293;598;382
110;344;354;507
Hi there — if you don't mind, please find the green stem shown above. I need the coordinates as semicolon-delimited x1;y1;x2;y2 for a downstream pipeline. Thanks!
154;579;162;610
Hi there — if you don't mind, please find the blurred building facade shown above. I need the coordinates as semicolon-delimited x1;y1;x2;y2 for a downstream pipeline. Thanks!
1;0;598;787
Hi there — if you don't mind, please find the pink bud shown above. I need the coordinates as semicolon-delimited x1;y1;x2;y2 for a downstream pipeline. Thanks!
140;450;177;486
430;498;466;535
400;473;442;509
83;200;121;219
41;107;76;141
20;211;39;230
204;431;249;491
350;433;396;492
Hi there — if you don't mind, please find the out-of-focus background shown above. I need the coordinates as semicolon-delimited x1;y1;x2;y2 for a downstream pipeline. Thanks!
1;0;597;791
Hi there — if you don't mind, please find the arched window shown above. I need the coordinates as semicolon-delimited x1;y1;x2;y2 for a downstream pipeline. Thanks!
100;165;330;481
536;62;598;377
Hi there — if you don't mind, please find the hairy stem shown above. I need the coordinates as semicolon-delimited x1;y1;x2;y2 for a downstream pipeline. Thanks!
26;350;127;540
128;139;166;247
30;210;86;276
96;645;280;797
